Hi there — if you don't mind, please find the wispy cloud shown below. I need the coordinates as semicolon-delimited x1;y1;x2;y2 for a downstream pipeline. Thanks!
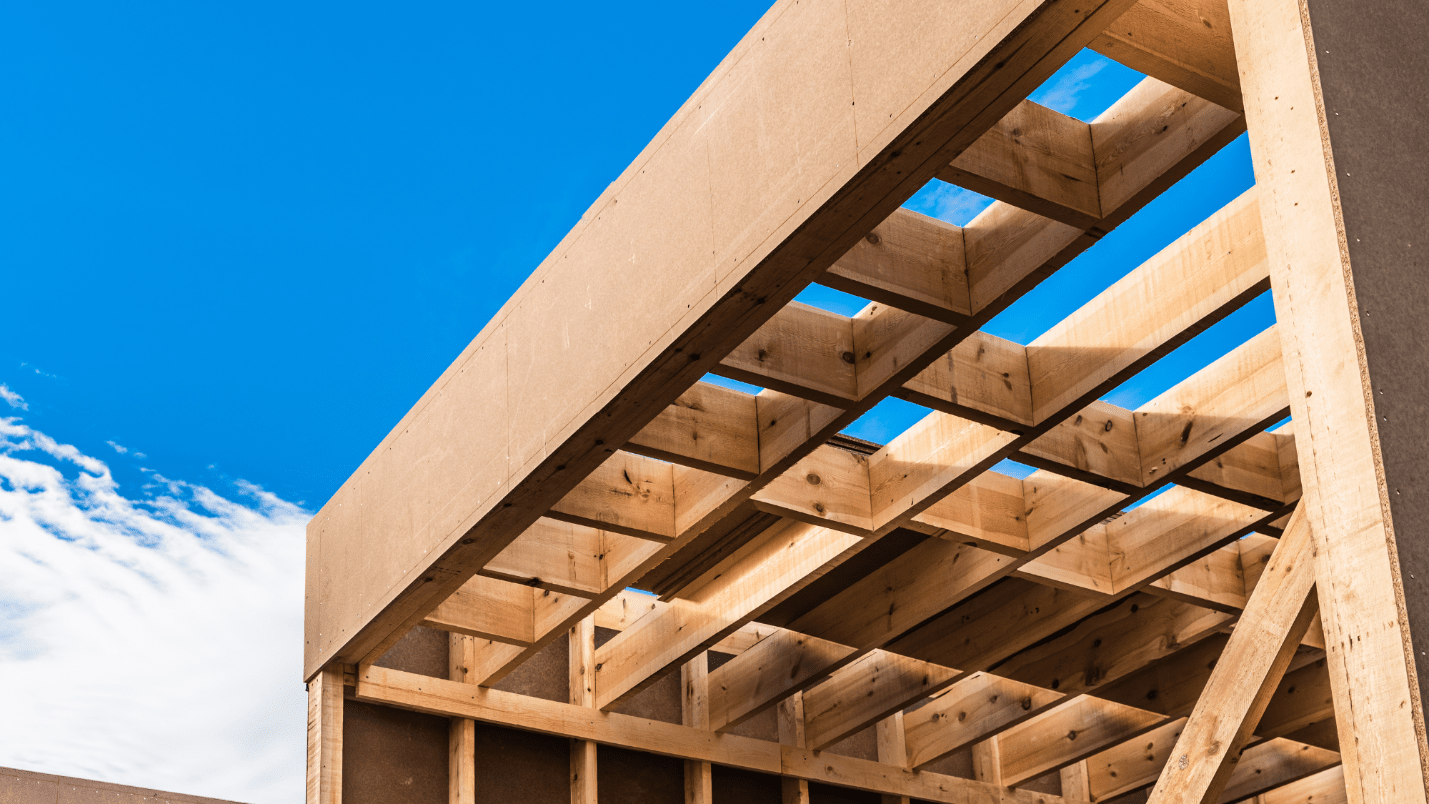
0;416;308;803
902;180;994;226
0;384;26;410
106;440;128;454
1029;57;1107;116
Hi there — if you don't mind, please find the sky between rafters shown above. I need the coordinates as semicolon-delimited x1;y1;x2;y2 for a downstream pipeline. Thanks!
0;4;1270;802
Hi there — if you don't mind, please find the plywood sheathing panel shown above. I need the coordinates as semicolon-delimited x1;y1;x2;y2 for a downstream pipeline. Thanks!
306;0;1141;678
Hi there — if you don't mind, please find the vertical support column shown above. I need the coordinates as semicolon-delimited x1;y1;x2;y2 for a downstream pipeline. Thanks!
681;654;713;804
1060;762;1091;803
570;617;598;804
777;693;811;804
306;664;343;804
1228;0;1429;800
971;738;1003;786
449;634;477;804
875;711;911;804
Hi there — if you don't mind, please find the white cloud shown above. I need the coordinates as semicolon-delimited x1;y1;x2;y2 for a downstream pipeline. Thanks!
0;384;26;410
106;440;129;454
0;416;308;803
1029;58;1107;116
902;181;994;226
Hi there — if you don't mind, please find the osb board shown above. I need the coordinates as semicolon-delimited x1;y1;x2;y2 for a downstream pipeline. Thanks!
0;767;246;804
1302;0;1429;705
306;0;1132;678
342;701;448;804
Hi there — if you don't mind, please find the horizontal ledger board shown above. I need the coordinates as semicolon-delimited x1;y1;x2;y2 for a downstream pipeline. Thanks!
304;0;1140;678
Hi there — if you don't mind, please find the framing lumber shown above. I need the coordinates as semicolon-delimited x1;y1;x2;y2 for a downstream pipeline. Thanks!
306;665;343;804
1146;510;1317;802
307;0;1150;680
355;664;1067;804
1230;0;1429;798
449;633;477;804
569;618;597;804
306;2;1429;801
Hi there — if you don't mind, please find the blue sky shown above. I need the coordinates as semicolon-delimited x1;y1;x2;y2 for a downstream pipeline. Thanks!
1;5;1273;803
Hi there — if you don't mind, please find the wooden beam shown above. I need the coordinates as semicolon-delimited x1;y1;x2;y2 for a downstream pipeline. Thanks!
449;634;477;804
1025;186;1268;424
875;712;912;804
1230;0;1429;800
306;664;343;804
1146;510;1319;804
569;617;597;804
778;695;810;804
594;520;860;709
1089;0;1241;111
309;0;1147;678
405;49;1255;694
820;209;969;326
682;654;713;804
939;99;1101;228
353;664;1066;804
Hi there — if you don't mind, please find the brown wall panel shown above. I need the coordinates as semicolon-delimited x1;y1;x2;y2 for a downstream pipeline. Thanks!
712;765;782;804
470;724;569;804
597;746;684;804
1303;0;1429;704
342;701;447;804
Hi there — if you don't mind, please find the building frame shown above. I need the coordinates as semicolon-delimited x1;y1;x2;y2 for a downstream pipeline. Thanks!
305;0;1429;802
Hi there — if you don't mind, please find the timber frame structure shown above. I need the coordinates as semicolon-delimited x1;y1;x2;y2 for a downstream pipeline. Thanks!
305;0;1429;802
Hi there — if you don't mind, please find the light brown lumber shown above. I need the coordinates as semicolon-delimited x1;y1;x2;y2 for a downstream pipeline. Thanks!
717;302;858;406
1231;0;1429;799
1090;77;1243;219
625;382;760;479
1146;509;1319;804
1060;762;1091;803
1089;0;1241;111
547;451;678;541
801;650;961;751
306;664;343;804
1136;326;1288;486
1025;186;1268;424
569;618;597;804
708;630;855;733
353;664;1065;804
904;672;1062;768
594;519;860;709
430;54;1253;692
1087;719;1339;802
682;654;713;804
875;712;912;804
750;445;873;535
310;0;1144;679
821;208;969;326
449;634;478;804
998;696;1167;785
939;98;1101;228
778;695;810;804
1250;765;1347;804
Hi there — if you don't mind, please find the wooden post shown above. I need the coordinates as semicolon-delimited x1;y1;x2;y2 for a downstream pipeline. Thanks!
875;712;911;804
449;633;477;804
681;653;713;804
570;617;598;804
777;693;811;804
971;738;1003;786
1229;0;1429;799
306;664;343;804
1059;761;1091;803
1146;511;1319;803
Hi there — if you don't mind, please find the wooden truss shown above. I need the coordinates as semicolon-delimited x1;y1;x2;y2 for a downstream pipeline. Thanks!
306;0;1429;802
